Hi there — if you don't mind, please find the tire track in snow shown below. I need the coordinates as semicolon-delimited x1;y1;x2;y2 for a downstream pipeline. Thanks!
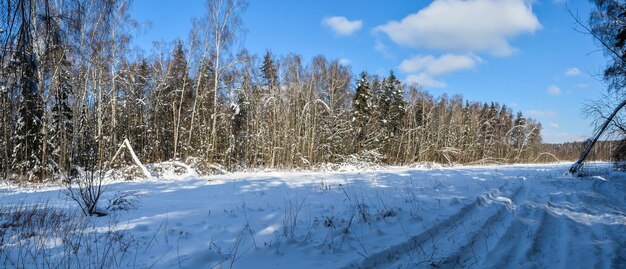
524;200;569;268
482;202;545;268
341;173;626;269
604;223;626;268
561;191;599;269
510;187;624;269
557;190;625;269
586;176;626;268
341;184;524;269
434;185;526;268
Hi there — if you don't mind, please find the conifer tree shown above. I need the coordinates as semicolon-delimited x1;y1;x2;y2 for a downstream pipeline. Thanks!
511;112;526;149
385;71;405;138
44;17;73;174
260;51;278;89
351;71;372;152
229;89;247;168
11;0;44;180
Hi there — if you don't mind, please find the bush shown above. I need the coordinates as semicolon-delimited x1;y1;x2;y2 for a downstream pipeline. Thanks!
66;170;110;217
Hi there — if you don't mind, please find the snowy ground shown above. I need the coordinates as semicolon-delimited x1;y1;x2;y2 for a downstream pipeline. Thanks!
0;163;625;268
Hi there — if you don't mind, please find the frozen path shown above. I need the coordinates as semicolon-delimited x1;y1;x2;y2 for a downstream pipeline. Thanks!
1;163;625;268
347;166;626;269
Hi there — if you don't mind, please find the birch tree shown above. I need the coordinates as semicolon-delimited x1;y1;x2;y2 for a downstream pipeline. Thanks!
204;0;247;163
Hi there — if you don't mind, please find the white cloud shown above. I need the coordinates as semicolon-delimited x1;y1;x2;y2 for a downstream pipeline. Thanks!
400;54;481;75
547;85;561;95
406;73;447;88
338;58;351;66
565;67;581;77
527;110;558;118
549;122;560;129
400;54;481;88
322;16;363;36
374;0;541;56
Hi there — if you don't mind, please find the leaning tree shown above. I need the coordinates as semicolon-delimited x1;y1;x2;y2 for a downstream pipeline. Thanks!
569;0;626;174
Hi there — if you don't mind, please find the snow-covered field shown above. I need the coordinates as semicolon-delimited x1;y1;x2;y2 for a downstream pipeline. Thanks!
0;163;625;268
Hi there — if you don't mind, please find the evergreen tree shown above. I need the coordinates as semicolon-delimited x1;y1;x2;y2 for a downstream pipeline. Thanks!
511;112;526;149
498;105;513;157
11;1;45;181
384;71;406;139
230;89;248;168
373;71;406;162
351;71;372;152
260;50;278;89
44;17;73;174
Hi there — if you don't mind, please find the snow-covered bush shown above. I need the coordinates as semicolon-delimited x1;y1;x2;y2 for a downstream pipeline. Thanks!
184;157;227;175
146;160;200;179
108;164;149;180
66;170;110;217
316;150;385;172
107;191;140;211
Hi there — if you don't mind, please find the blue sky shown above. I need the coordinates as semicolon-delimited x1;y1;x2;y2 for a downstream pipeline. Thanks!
130;0;608;143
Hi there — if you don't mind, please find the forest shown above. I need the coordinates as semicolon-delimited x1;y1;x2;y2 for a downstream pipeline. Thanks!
0;1;624;268
0;0;559;182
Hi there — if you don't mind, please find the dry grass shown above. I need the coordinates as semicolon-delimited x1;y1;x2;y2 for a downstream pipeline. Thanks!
0;200;136;268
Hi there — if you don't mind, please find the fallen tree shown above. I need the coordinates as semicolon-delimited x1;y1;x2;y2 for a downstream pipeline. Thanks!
569;99;626;175
110;138;151;179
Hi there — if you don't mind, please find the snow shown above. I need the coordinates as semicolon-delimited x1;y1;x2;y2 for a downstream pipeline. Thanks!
230;102;241;117
0;163;625;268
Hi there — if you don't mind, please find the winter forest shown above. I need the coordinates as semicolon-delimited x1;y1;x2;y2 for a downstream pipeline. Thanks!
0;0;624;268
0;0;551;182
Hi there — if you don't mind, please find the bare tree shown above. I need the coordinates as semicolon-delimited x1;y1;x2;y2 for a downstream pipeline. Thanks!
566;1;626;173
204;0;247;163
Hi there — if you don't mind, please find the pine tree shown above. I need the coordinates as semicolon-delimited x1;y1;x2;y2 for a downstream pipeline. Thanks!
229;89;248;168
498;105;513;157
386;71;406;138
351;71;372;152
511;112;526;149
11;2;44;180
0;85;8;179
378;71;406;161
369;75;387;150
259;50;280;166
44;17;73;174
260;51;278;89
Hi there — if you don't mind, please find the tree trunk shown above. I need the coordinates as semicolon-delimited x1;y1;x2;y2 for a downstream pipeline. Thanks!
569;99;626;175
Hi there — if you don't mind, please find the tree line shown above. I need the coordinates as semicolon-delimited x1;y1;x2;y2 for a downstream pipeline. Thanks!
0;0;544;181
